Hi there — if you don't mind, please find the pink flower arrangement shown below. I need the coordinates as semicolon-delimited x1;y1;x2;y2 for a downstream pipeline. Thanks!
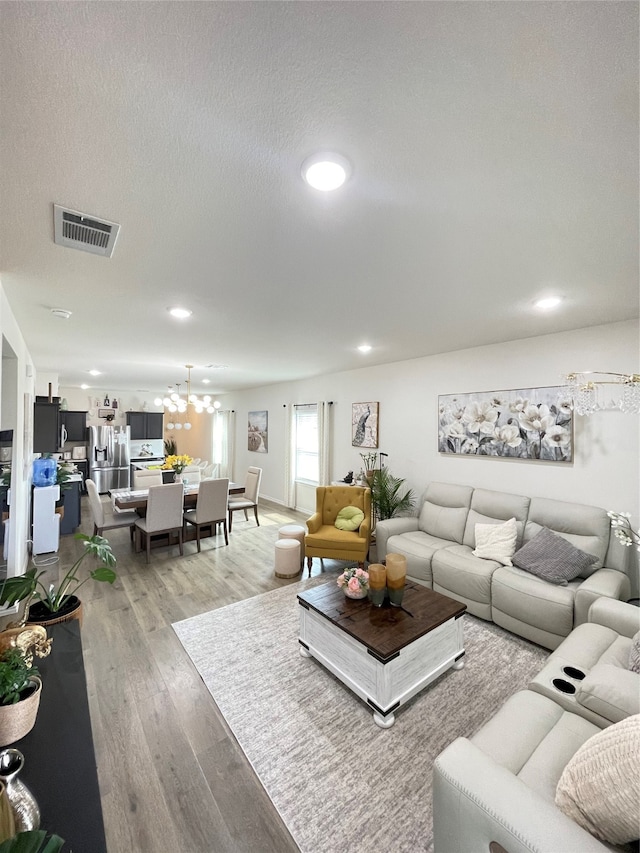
337;566;369;592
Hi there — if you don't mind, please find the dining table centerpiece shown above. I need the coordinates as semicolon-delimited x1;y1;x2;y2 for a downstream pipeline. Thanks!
162;454;193;482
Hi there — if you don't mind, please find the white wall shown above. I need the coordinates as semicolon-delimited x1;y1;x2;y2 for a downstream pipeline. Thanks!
224;320;640;595
0;284;36;576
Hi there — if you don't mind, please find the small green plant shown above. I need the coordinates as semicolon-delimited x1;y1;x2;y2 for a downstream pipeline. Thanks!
0;648;39;706
0;534;116;615
55;466;72;493
359;452;378;472
0;830;65;853
164;437;177;456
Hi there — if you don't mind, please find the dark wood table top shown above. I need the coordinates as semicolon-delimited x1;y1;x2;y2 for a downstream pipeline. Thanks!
111;480;242;510
17;621;107;851
298;580;466;662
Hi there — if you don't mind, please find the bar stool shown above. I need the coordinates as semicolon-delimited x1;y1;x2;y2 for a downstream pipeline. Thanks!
278;524;306;570
275;539;301;579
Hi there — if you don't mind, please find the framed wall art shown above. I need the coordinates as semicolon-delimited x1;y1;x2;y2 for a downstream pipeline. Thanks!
248;410;268;453
438;386;573;463
352;402;378;448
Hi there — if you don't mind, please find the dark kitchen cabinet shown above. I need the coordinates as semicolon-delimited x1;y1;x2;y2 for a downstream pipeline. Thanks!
34;401;60;453
126;411;163;439
60;410;87;442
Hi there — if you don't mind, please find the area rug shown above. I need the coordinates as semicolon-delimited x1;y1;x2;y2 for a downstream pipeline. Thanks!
173;580;549;853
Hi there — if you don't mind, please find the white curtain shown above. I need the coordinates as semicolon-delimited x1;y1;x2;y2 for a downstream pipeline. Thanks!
283;404;296;508
317;400;331;486
213;410;235;480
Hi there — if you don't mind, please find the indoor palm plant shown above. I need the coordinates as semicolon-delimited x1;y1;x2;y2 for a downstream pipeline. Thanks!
366;466;415;525
0;534;116;626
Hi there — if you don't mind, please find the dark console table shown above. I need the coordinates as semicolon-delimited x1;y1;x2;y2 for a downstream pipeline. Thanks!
15;621;107;851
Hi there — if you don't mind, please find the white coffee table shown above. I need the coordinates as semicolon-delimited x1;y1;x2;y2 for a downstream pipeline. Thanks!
298;581;466;728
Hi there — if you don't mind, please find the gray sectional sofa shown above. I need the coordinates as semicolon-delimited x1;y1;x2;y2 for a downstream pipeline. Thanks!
432;597;640;853
375;482;631;650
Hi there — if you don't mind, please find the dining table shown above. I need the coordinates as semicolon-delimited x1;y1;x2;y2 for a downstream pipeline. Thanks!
110;480;243;512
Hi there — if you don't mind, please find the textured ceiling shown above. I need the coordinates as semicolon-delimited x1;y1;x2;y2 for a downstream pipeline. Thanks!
0;1;638;396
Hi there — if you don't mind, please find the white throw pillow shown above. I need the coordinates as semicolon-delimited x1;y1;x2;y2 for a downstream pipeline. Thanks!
472;517;518;566
555;713;640;845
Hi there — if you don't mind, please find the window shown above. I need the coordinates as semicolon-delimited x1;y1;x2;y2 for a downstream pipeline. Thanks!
295;404;318;484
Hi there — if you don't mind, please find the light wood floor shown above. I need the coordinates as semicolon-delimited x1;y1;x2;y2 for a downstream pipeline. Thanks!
52;497;342;853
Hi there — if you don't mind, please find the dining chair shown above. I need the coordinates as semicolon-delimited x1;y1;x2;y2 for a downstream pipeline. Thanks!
201;462;219;480
86;478;138;540
181;465;202;484
227;466;262;531
183;478;230;551
132;468;164;490
134;483;184;564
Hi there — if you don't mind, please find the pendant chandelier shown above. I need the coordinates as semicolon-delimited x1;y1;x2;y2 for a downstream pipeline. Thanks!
561;371;640;415
154;364;220;431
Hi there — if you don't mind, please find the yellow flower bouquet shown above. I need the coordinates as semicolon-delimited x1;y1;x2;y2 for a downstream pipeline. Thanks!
162;454;193;475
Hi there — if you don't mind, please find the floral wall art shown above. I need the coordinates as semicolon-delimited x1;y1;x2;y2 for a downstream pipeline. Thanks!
438;387;573;463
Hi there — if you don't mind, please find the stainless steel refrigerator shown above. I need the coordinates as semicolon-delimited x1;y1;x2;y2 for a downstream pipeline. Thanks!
89;425;130;493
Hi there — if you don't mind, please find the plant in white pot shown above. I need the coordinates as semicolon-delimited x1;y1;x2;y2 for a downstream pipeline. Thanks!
0;534;116;627
0;648;41;746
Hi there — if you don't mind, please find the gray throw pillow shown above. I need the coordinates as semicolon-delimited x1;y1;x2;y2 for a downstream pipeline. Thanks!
512;527;598;585
629;632;640;674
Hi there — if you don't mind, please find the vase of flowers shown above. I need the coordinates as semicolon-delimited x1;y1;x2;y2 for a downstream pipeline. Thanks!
162;454;193;481
337;566;369;599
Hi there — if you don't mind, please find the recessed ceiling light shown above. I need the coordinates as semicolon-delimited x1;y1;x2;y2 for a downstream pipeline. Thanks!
89;370;101;376
168;307;192;319
302;153;351;191
80;384;89;390
202;378;210;384
51;308;72;320
358;344;372;353
534;296;562;310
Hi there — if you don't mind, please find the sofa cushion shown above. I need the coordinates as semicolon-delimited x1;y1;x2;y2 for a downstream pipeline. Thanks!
512;527;598;585
432;545;499;606
470;690;600;802
462;488;530;548
576;664;640;723
334;505;364;531
629;631;640;673
555;713;640;845
491;565;577;639
417;482;473;544
387;530;454;587
472;517;517;565
524;497;610;576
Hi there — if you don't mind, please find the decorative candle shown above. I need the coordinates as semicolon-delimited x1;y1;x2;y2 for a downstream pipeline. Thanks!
385;553;407;606
367;563;387;607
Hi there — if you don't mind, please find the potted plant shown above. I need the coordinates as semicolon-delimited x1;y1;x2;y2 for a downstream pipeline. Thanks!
0;648;41;746
53;466;72;518
0;534;116;627
365;466;415;527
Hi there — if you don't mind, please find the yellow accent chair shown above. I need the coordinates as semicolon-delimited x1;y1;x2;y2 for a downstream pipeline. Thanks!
304;486;372;575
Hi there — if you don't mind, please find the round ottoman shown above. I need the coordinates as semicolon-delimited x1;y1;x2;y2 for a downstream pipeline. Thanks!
275;539;301;579
278;524;306;569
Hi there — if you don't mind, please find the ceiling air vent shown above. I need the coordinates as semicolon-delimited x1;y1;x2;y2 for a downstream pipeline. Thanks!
53;204;120;258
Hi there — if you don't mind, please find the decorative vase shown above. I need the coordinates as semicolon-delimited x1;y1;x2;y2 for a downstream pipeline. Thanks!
0;781;15;842
343;586;368;600
385;553;407;606
0;678;41;748
367;563;387;607
174;473;183;484
0;749;40;832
